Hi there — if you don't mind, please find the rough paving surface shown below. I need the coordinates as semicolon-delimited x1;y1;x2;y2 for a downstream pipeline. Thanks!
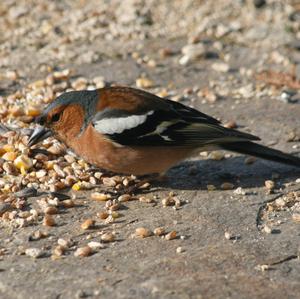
1;0;300;298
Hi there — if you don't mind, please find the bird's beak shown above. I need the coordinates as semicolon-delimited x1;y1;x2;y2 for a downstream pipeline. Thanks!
28;126;53;147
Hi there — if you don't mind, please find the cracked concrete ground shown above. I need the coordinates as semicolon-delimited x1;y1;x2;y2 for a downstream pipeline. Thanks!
0;1;300;298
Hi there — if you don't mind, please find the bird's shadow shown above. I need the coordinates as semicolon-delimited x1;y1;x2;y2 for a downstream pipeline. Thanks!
157;156;300;191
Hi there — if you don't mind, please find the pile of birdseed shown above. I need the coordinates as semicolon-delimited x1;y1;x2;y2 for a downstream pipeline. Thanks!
0;71;185;259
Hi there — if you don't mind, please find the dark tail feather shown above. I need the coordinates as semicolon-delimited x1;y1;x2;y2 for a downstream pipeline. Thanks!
221;141;300;168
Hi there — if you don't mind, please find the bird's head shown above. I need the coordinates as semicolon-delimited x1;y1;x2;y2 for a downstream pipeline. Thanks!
28;90;98;146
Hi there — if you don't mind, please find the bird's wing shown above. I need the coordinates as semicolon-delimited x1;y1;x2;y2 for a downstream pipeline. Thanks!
92;92;259;147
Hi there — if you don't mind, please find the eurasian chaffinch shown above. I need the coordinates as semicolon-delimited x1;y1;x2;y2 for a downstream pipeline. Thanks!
28;86;300;175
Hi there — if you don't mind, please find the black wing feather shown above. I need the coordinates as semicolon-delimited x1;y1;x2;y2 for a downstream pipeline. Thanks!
92;97;259;147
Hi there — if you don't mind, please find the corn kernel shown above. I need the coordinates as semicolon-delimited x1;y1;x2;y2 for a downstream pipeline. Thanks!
72;183;81;191
3;144;15;152
26;107;41;117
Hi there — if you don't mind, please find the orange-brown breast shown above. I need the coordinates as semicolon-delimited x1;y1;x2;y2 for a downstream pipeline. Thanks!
67;124;194;175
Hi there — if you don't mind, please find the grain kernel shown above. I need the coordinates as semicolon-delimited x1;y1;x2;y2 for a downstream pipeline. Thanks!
118;194;132;202
43;215;55;227
165;231;177;240
61;199;75;208
265;180;275;190
25;107;41;117
91;192;111;201
74;246;92;257
2;152;17;161
44;206;58;215
81;219;95;230
154;227;165;236
97;211;109;220
101;232;115;242
292;213;300;222
135;227;152;238
72;183;81;191
136;78;154;88
207;184;216;191
221;182;234;190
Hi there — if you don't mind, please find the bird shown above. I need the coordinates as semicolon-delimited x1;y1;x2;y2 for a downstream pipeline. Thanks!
28;86;300;175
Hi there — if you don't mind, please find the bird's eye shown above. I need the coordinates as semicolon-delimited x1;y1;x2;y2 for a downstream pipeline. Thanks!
51;113;61;122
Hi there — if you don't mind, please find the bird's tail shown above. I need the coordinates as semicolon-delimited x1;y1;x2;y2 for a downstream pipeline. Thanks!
221;141;300;168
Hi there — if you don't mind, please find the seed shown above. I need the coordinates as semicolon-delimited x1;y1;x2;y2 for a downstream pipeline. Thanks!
102;177;117;187
74;246;92;257
139;196;155;203
36;169;47;178
48;143;65;155
263;225;272;234
107;203;119;211
93;76;106;88
61;199;75;208
72;183;81;191
64;154;75;163
162;197;174;207
292;214;300;222
136;78;154;89
2;162;16;174
88;241;104;250
104;215;115;224
110;211;120;219
135;227;152;238
154;227;165;236
2;152;17;161
43;215;55;227
25;107;41;117
53;69;70;80
53;245;65;256
91;192;111;201
97;211;109;220
221;182;234;190
207;184;216;191
176;247;184;253
224;232;232;240
94;172;103;179
9;106;24;117
139;182;150;189
3;144;14;152
165;231;177;240
101;232;115;242
224;121;237;129
209;151;224;161
53;164;65;177
14;155;33;172
81;219;95;230
25;248;44;258
265;180;275;190
57;238;72;248
44;206;58;215
118;194;132;202
29;230;48;241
